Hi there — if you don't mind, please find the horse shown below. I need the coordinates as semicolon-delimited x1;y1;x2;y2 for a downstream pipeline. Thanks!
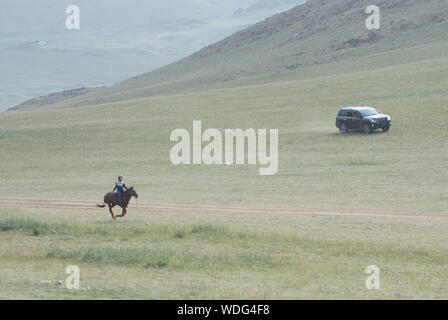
97;187;139;220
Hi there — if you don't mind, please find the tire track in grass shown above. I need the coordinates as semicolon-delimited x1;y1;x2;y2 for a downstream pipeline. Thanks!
0;197;447;221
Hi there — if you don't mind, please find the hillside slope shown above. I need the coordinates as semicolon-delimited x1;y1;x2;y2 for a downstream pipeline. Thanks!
9;0;448;111
2;0;306;111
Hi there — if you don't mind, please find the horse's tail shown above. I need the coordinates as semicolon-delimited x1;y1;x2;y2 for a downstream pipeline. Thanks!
98;193;111;208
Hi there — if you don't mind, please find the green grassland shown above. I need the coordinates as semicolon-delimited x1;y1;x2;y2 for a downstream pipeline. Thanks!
0;207;447;299
1;0;448;299
0;44;447;299
1;45;447;213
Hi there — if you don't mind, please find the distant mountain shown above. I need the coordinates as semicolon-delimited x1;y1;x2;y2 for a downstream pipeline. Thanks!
244;0;303;13
0;0;305;111
9;0;448;111
234;0;303;17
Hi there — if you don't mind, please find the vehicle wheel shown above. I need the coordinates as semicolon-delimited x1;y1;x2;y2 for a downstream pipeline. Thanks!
363;124;371;135
340;123;348;133
382;125;390;132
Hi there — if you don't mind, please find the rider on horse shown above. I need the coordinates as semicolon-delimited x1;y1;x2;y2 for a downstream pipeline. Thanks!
113;176;128;205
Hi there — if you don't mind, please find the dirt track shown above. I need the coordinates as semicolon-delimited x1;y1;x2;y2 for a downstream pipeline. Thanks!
0;197;447;221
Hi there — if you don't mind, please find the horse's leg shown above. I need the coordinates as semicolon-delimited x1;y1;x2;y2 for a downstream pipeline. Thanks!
121;207;127;218
116;205;124;218
108;204;116;220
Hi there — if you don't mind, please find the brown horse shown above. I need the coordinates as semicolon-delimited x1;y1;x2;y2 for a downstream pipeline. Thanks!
97;187;139;220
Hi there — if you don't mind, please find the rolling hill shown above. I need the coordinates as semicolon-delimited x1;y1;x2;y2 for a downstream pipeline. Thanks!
9;0;448;111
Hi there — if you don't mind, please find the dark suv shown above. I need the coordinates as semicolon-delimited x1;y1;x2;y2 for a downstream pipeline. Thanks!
336;106;392;134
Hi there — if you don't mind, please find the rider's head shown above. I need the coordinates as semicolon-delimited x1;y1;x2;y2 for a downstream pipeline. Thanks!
118;176;123;181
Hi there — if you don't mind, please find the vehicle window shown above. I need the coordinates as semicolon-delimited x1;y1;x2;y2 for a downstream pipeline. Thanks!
353;112;361;118
338;110;347;116
360;108;379;117
347;112;353;117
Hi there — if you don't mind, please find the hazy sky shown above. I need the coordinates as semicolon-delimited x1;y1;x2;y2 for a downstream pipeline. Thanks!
0;0;306;111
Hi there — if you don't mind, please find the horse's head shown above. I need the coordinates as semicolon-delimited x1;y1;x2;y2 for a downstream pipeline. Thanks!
128;186;138;198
